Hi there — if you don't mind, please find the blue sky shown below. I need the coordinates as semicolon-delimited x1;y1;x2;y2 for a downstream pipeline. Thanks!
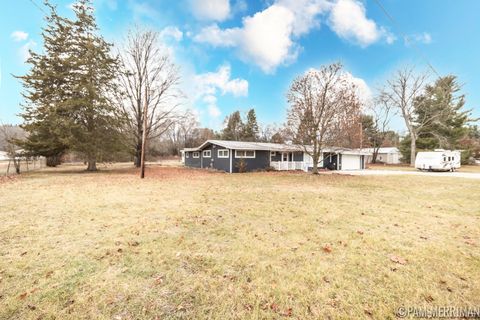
1;0;479;133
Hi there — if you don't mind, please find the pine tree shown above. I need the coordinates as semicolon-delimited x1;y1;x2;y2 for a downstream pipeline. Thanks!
242;109;259;141
17;2;72;166
414;76;471;150
66;0;125;171
221;111;243;140
18;0;125;170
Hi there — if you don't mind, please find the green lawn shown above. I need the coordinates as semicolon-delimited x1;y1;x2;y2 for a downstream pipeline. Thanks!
1;164;479;319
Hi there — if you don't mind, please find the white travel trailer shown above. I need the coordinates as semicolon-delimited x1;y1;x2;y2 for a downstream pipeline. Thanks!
415;150;461;171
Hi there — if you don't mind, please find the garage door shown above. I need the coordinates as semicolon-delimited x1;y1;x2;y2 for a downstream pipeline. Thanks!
341;154;361;170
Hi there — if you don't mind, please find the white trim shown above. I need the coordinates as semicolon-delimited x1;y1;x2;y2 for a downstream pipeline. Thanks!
218;149;229;158
203;150;211;158
235;150;255;158
192;151;200;158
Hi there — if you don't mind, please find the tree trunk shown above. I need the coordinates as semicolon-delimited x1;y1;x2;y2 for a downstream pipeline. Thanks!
312;153;319;175
134;140;142;168
87;155;97;171
46;155;62;167
410;135;416;166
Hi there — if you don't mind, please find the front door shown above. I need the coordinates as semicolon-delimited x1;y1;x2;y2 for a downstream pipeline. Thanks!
282;152;289;162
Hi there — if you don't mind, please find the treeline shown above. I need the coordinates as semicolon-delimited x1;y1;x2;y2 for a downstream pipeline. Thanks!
148;108;291;157
15;0;188;170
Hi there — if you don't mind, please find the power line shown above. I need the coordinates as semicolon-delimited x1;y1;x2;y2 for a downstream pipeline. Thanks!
372;0;441;78
28;0;47;14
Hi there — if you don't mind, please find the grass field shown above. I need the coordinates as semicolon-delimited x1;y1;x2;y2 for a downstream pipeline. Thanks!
1;164;479;319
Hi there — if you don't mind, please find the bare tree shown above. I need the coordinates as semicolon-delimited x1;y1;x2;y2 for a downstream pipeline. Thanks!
287;63;361;174
0;122;23;174
368;94;393;162
381;67;431;165
115;27;183;167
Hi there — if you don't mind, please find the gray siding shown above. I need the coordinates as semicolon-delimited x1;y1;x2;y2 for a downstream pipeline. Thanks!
232;149;270;173
184;151;201;168
208;144;231;172
184;143;232;172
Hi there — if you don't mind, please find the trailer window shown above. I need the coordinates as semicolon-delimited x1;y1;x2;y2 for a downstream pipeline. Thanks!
443;157;446;161
193;152;199;158
203;150;211;158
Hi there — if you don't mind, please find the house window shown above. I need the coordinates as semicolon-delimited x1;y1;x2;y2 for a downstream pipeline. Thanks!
218;149;229;158
271;151;276;156
193;152;200;158
203;150;211;158
235;150;255;158
185;152;189;158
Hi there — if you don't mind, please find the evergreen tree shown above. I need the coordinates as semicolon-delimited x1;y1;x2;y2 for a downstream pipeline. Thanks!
400;75;474;162
221;111;243;140
66;0;125;171
242;109;259;141
18;0;125;171
17;2;71;166
414;76;471;150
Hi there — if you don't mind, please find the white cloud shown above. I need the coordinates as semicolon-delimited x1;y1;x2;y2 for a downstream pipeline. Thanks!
191;0;231;22
11;31;28;42
20;40;37;62
194;0;392;72
328;0;382;47
404;32;432;46
195;64;248;98
193;24;239;47
195;4;300;73
160;26;183;42
344;71;372;105
129;0;159;20
193;64;248;118
207;104;222;117
276;0;330;36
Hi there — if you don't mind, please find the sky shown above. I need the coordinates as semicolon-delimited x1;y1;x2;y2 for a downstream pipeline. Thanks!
1;0;479;134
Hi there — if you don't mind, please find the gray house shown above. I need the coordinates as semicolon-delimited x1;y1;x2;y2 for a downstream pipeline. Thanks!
181;140;371;173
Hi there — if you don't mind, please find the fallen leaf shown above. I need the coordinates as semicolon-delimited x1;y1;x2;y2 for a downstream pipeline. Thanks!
27;304;36;310
129;241;140;247
20;251;27;256
420;236;428;240
424;295;434;303
19;292;28;300
364;309;373;316
323;244;332;253
270;303;280;312
45;271;54;278
357;230;364;235
464;239;475;246
322;276;330;283
389;254;407;265
281;307;293;317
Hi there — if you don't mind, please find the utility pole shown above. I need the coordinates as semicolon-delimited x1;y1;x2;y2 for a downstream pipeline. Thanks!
359;121;363;149
140;93;148;179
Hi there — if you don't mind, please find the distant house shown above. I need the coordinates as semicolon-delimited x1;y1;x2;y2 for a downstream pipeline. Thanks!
181;140;371;173
363;147;402;164
0;151;9;161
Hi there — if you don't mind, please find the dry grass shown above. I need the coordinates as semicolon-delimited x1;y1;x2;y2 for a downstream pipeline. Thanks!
1;164;479;319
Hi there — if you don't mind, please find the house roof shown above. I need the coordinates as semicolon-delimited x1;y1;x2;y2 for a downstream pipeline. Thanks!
182;140;372;155
360;147;400;154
